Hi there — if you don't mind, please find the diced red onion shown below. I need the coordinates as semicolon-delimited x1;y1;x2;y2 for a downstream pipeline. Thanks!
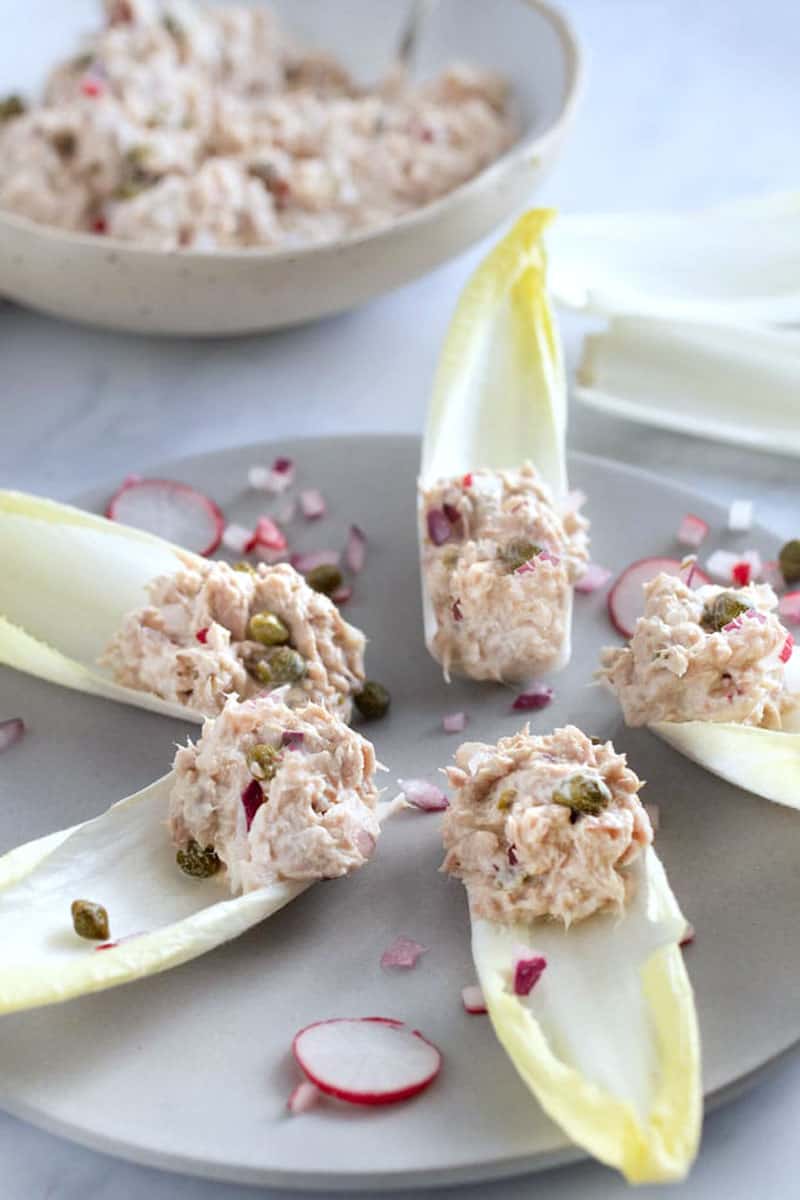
728;499;753;532
273;457;294;475
246;516;287;553
512;950;547;997
452;599;463;623
677;513;709;549
745;607;766;625
723;617;743;633
680;923;695;948
461;984;487;1014
380;936;428;970
514;559;537;576
462;473;474;488
779;592;800;626
780;634;794;663
427;508;452;546
241;779;264;831
355;829;376;857
537;549;560;566
512;686;553;712
507;844;518;866
442;502;461;525
292;549;341;574
644;802;660;831
442;711;467;734
287;1080;321;1115
222;522;252;554
331;585;352;605
345;524;367;573
281;731;305;750
195;627;209;645
250;458;295;495
732;561;751;587
300;489;326;520
705;549;739;583
575;563;612;593
400;778;449;812
0;718;25;754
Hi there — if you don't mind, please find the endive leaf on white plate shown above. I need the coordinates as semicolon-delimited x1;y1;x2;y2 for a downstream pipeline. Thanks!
0;777;395;1015
473;847;701;1184
548;191;800;324
0;490;205;722
576;317;800;458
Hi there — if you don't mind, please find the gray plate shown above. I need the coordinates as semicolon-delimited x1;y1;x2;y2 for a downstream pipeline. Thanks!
0;435;798;1191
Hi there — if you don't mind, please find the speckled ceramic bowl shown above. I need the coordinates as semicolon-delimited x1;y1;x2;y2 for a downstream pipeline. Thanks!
0;0;583;335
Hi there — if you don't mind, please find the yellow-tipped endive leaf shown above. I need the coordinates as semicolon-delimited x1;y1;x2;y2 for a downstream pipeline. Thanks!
419;209;572;663
472;847;701;1183
548;191;800;324
576;316;800;459
0;778;394;1015
0;490;205;722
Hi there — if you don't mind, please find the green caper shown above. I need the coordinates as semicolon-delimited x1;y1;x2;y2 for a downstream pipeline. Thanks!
113;146;159;201
71;899;110;941
779;539;800;584
503;540;541;572
72;52;94;73
354;680;391;720
0;95;26;122
306;564;344;596
552;773;611;818
254;646;307;685
176;840;221;879
247;742;281;781
233;561;257;575
701;592;750;633
496;787;517;812
248;610;290;646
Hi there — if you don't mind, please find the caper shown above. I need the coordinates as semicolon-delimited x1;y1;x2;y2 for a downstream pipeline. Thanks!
233;561;257;575
306;564;344;596
113;146;159;201
354;680;390;720
0;95;26;122
552;773;611;817
248;610;290;646
496;787;517;812
701;592;749;633
254;646;307;685
72;53;94;73
503;540;541;572
71;899;110;941
162;13;185;39
247;742;281;781
779;539;800;584
176;840;221;879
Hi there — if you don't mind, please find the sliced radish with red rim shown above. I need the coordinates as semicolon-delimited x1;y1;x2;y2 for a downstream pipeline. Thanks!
107;478;224;556
608;557;711;639
292;1017;441;1106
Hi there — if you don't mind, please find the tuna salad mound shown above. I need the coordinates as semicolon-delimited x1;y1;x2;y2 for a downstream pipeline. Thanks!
102;557;365;719
601;573;796;729
0;0;516;250
170;692;380;894
442;725;652;926
420;463;589;681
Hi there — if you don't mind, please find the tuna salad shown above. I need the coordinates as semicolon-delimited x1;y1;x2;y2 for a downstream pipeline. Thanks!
102;557;365;719
442;725;652;926
601;573;796;729
0;0;516;250
420;463;589;681
170;691;380;894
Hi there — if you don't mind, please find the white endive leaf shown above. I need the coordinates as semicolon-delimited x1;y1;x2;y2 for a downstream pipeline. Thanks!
0;490;204;722
548;191;800;324
576;317;800;458
0;778;394;1015
473;847;701;1183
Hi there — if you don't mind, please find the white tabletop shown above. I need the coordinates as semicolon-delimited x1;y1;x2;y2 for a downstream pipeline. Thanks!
1;0;797;1196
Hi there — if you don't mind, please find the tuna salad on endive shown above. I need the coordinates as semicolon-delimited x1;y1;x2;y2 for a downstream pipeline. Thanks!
171;692;380;894
102;557;365;719
0;0;515;249
442;725;652;925
420;464;589;682
601;573;796;729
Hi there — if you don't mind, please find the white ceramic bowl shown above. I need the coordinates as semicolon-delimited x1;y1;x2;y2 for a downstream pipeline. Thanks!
0;0;583;335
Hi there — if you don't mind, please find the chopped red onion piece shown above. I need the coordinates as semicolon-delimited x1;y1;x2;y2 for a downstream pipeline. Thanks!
300;489;326;520
0;718;25;754
780;634;794;663
537;549;560;566
331;585;352;605
400;778;449;812
273;457;294;475
644;802;660;831
195;627;209;644
292;549;341;574
345;524;367;573
380;936;429;970
287;1080;321;1115
728;499;753;532
512;950;547;997
355;829;376;857
461;984;487;1014
452;599;463;623
222;522;252;554
514;559;537;576
731;561;751;587
507;844;518;866
680;923;695;948
512;686;553;712
677;513;709;549
575;563;612;593
705;549;739;583
723;617;743;633
281;730;305;750
241;779;264;831
251;458;295;495
779;592;800;626
442;711;467;734
247;516;287;553
442;502;461;525
745;607;766;625
426;508;452;546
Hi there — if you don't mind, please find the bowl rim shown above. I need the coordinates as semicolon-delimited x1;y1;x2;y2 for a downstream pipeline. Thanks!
0;0;585;264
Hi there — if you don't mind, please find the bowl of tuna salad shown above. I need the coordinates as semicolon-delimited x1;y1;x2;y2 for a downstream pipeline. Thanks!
0;0;582;334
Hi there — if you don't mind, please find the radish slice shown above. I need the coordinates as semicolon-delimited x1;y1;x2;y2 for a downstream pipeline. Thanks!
461;984;487;1014
222;523;252;555
292;1018;442;1106
107;478;224;556
442;710;467;733
0;718;25;754
704;549;739;583
779;593;800;625
245;516;287;554
728;500;753;532
399;779;449;812
300;489;326;520
575;563;612;594
676;514;709;549
380;936;428;970
608;557;712;639
345;525;367;573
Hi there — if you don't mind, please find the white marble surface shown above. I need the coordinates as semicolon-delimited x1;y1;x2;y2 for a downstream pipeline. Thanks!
0;0;797;1196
